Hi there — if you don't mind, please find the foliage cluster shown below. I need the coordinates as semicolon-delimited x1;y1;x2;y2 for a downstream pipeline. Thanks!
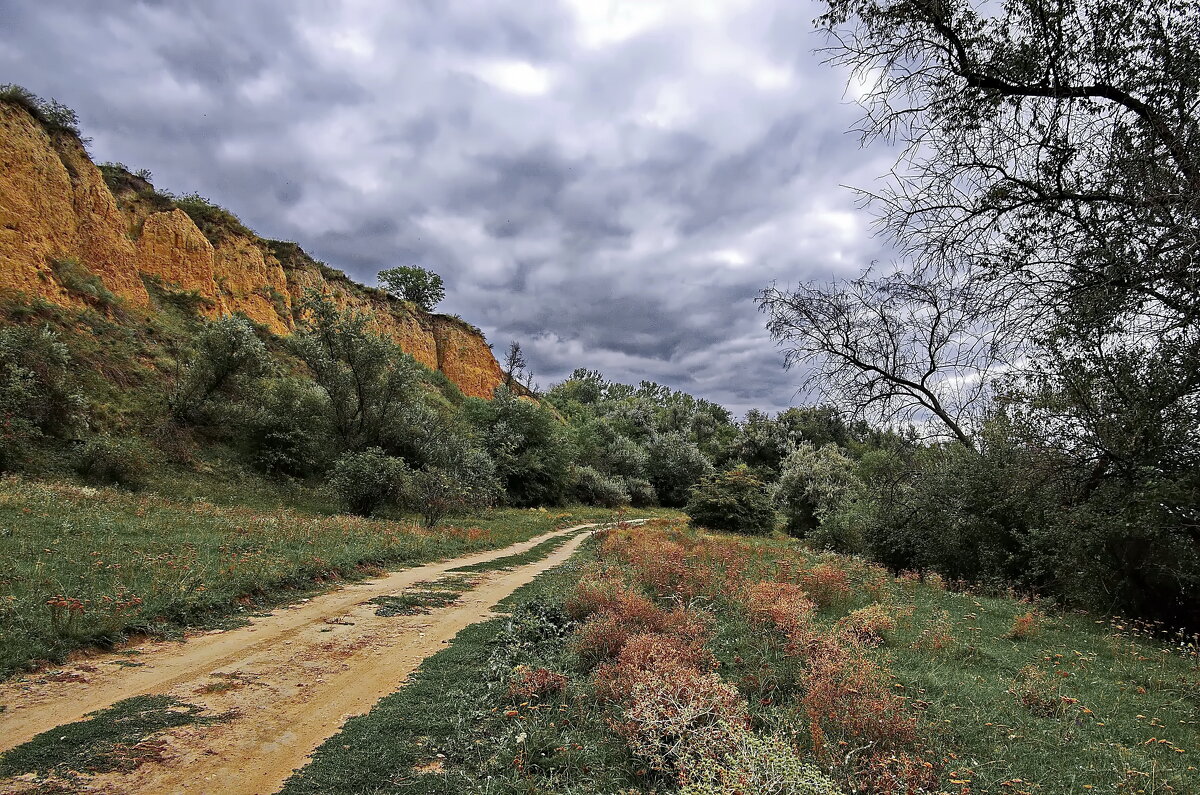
377;266;446;312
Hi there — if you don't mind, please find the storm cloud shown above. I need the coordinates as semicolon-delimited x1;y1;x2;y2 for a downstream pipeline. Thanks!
0;0;896;414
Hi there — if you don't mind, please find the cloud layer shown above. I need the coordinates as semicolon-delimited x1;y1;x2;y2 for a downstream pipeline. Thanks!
1;0;895;414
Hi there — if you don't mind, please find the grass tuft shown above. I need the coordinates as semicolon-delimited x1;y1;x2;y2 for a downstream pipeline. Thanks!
0;695;222;778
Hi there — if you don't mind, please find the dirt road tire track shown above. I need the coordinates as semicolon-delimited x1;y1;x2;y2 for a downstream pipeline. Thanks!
0;520;634;794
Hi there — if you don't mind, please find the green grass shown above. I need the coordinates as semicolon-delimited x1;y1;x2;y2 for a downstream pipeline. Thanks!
371;575;477;616
0;476;675;675
874;589;1200;793
447;523;597;574
0;694;221;779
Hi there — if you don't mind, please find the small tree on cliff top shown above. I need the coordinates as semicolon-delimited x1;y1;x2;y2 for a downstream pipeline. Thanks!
378;267;445;312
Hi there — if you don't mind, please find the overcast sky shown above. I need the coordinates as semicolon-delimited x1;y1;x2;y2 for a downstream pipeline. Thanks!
1;0;896;415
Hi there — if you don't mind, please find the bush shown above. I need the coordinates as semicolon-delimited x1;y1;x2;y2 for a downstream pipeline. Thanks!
173;193;253;244
685;466;775;535
245;377;332;477
646;432;714;507
327;448;409;516
406;462;496;528
773;443;859;538
680;732;841;795
625;477;658;508
170;315;269;424
49;258;121;309
572;465;630;507
0;325;85;468
377;266;446;312
0;84;84;137
74;436;150;490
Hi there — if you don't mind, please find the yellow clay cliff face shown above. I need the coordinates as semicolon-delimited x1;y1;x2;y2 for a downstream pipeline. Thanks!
0;100;508;400
0;100;148;307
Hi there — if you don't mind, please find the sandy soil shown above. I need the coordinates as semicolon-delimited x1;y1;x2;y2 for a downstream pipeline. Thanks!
0;521;621;794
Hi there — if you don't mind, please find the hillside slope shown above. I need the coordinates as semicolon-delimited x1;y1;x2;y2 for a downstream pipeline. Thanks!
0;98;506;399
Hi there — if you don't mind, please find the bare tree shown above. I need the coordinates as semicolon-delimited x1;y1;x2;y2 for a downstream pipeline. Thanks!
759;269;1020;448
819;0;1200;337
503;340;528;390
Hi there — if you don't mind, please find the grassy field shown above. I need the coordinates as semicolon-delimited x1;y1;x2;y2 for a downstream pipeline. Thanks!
0;475;673;675
277;520;1200;795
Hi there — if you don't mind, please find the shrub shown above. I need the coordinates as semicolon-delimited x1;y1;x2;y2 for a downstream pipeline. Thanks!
327;448;409;516
686;466;775;535
245;377;332;477
611;650;748;780
625;477;658;507
0;325;85;467
798;637;919;759
742;581;818;649
646;432;714;507
572;465;630;508
170;315;269;424
1006;609;1042;640
838;603;909;646
49;258;121;309
377;266;446;311
773;443;860;538
406;464;494;528
680;732;841;795
594;630;717;703
798;563;854;609
506;665;568;700
73;436;150;490
173;193;253;244
0;84;84;136
598;527;717;602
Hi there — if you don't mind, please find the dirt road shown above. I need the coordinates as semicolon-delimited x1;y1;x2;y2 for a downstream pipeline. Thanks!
0;521;620;794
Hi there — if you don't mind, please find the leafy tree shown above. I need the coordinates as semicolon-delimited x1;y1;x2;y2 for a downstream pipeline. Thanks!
645;432;713;508
328;448;409;516
686;466;776;535
170;315;268;424
464;387;574;507
736;409;798;477
625;477;658;508
245;377;333;477
774;443;861;537
378;266;446;312
291;292;423;453
801;0;1200;622
403;435;500;526
571;465;631;508
406;466;493;528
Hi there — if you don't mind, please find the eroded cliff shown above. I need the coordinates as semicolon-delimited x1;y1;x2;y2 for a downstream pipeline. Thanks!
0;99;506;399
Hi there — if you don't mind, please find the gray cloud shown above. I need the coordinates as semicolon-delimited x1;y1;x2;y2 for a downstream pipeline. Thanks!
0;0;895;415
